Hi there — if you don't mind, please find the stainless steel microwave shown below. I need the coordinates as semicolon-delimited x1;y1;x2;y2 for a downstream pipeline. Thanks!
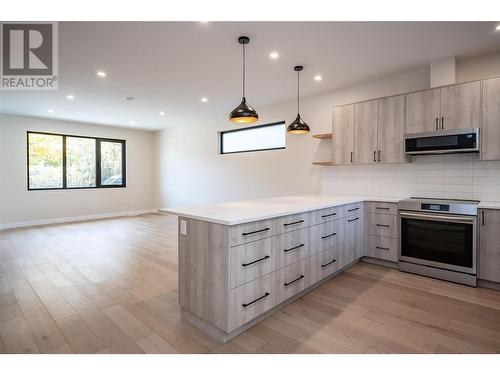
404;128;479;155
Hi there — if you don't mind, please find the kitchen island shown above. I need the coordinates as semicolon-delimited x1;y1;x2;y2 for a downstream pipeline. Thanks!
165;195;404;342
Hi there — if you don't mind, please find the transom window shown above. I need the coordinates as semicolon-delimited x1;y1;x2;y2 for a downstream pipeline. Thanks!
220;121;286;154
27;131;126;190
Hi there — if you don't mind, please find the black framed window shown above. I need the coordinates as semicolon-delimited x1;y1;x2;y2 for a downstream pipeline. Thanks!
27;131;126;190
220;121;286;154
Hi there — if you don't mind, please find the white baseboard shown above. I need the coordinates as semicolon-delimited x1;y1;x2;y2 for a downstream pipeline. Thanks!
0;209;158;231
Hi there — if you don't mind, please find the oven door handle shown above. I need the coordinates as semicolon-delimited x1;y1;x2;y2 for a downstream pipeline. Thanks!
399;211;475;224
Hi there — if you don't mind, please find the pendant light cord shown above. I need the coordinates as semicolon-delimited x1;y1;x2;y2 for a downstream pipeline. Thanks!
242;42;246;98
297;69;300;114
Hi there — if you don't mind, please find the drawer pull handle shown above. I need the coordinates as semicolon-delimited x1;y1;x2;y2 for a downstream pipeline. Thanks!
347;207;359;212
242;292;270;308
283;220;304;227
242;255;270;267
321;232;336;239
375;207;390;210
284;275;305;287
376;246;390;251
376;224;390;227
348;217;359;223
321;259;337;268
242;228;270;236
321;213;337;218
284;244;304;253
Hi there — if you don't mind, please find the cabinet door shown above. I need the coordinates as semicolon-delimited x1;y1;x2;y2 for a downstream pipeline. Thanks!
440;81;480;130
479;209;500;283
354;100;378;164
333;104;355;164
481;77;500;161
406;88;440;134
377;95;406;163
345;214;364;264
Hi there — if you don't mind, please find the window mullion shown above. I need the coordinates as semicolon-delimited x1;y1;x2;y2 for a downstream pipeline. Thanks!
96;139;101;187
62;135;67;189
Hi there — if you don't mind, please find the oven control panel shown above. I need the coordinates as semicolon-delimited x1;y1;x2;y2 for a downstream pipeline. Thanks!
421;203;450;212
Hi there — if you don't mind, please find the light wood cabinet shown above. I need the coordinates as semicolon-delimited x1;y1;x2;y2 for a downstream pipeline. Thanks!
406;82;480;134
333;104;355;164
377;95;406;163
406;88;440;134
365;202;399;263
479;209;500;283
345;212;364;263
354;100;378;164
440;81;480;130
481;77;500;161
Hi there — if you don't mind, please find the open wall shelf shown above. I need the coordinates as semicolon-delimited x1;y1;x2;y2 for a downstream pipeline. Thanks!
312;161;336;166
312;133;332;139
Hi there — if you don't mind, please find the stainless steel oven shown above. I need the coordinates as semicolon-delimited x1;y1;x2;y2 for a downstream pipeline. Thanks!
398;198;479;286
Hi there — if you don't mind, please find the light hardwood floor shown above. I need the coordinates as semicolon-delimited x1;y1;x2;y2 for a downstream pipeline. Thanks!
1;213;500;354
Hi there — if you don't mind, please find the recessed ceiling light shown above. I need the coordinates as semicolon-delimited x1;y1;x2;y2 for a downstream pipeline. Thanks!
129;121;135;125
496;24;500;31
97;71;106;77
314;75;322;82
47;109;54;114
66;94;75;100
201;97;208;103
125;96;135;101
269;52;279;59
159;111;165;116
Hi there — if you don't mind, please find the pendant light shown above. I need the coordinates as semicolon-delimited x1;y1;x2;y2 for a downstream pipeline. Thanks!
229;36;259;123
287;65;310;134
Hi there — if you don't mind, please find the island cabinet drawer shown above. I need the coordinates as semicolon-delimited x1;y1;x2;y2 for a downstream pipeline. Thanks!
228;272;277;332
308;244;341;286
275;228;310;268
310;206;345;225
367;235;398;262
229;237;277;289
368;201;398;215
229;219;276;247
369;213;397;238
309;219;342;255
276;259;308;304
276;212;310;234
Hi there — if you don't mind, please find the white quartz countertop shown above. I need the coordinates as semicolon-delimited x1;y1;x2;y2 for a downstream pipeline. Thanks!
163;194;407;225
478;201;500;209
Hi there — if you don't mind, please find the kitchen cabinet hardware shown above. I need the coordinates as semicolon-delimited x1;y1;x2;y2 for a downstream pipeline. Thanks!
348;217;359;222
376;224;390;227
284;275;305;287
374;151;376;162
321;232;336;239
376;206;390;210
350;152;353;163
436;117;439;130
441;116;444;130
321;213;336;218
242;292;270;308
283;244;304;253
348;207;359;212
242;255;270;267
242;228;270;236
376;246;390;251
378;150;381;162
321;259;337;268
482;211;485;226
283;220;304;227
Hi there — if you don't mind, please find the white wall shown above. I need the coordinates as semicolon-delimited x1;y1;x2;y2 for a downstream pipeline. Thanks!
156;67;430;208
156;51;500;208
0;114;156;228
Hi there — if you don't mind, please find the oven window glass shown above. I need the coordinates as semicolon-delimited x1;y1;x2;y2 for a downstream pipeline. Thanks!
401;218;473;268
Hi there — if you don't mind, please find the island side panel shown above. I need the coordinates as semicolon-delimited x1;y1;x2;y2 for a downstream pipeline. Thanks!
178;217;230;332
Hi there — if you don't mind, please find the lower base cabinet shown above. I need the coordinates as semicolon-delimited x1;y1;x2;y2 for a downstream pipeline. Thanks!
277;259;308;304
367;235;398;262
308;244;342;286
479;209;500;283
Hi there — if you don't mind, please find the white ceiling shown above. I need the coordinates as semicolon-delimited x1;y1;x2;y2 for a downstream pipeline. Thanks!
1;21;500;130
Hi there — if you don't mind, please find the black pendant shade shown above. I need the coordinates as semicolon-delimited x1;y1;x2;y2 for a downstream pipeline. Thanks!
287;65;310;134
230;36;258;123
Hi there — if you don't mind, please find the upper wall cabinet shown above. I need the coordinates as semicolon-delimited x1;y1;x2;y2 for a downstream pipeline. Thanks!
406;88;440;134
482;77;500;161
377;95;406;164
440;81;480;130
406;81;480;134
354;100;378;164
333;104;355;164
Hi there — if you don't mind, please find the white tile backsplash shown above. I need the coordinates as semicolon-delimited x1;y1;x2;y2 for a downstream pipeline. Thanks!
320;153;500;201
